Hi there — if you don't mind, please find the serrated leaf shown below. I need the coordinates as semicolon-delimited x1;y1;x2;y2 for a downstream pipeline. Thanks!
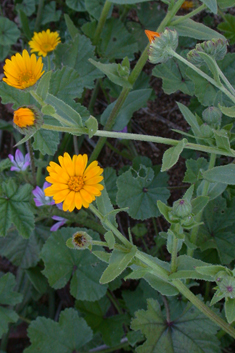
214;130;231;152
161;139;187;172
225;298;235;323
36;71;51;101
101;89;152;131
0;180;34;238
144;273;179;296
0;82;33;109
0;225;50;269
100;246;137;284
89;59;132;88
99;18;138;60
152;59;194;95
66;0;86;11
184;157;208;183
41;1;61;25
64;14;79;39
201;0;217;13
170;17;225;40
25;308;93;353
203;164;235;185
41;228;107;301
168;255;213;280
33;129;60;155
218;14;235;44
16;0;35;16
0;273;22;339
131;298;221;353
54;34;103;91
0;16;20;45
117;165;170;220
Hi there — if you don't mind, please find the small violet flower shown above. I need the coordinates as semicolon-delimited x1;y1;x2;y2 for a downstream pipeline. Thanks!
33;182;55;207
8;149;30;172
51;202;67;232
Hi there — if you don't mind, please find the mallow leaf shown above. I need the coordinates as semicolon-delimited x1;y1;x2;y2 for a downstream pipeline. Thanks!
41;228;107;301
131;298;221;353
24;308;93;353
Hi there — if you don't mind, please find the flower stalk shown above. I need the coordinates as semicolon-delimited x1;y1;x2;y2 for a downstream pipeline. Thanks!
93;0;112;45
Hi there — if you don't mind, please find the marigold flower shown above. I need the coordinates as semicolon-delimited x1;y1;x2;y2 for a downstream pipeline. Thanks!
145;30;160;43
44;153;104;212
29;29;61;57
13;107;35;128
2;50;44;89
181;1;194;10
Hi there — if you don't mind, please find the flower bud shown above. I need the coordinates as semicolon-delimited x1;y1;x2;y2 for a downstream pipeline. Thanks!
13;106;43;135
117;63;130;77
187;38;228;66
218;275;235;299
202;106;222;128
199;123;214;138
66;231;92;250
148;28;178;64
172;199;192;218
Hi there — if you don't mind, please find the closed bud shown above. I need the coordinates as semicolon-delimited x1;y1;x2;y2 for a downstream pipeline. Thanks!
199;123;214;138
172;199;192;218
218;275;235;299
148;28;178;64
202;106;222;128
187;38;228;66
117;63;130;77
13;105;43;135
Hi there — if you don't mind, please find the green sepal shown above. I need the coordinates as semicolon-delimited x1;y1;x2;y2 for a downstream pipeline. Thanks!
85;115;98;138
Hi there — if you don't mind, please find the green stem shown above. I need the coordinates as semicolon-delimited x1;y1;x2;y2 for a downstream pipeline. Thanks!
170;236;178;273
35;0;44;32
47;55;51;71
36;152;44;185
88;79;100;115
89;0;186;162
73;135;79;154
170;4;207;26
188;153;216;256
92;240;108;247
19;315;31;324
106;290;123;315
172;279;235;339
26;139;36;187
30;90;46;107
169;50;235;104
42;124;235;158
216;63;235;96
93;0;112;45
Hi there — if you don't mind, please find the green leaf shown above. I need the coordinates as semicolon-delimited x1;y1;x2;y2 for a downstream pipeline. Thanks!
89;59;132;88
217;0;235;8
76;297;128;347
54;34;103;91
195;265;228;277
99;18;138;60
26;266;48;294
64;14;79;39
41;1;61;25
152;59;194;95
96;181;117;230
170;17;225;40
177;102;201;136
36;71;51;101
41;228;107;301
191;196;209;215
103;167;117;205
117;165;170;220
25;308;93;353
0;82;33;109
161;139;187;172
18;9;32;41
203;164;235;185
66;0;86;11
0;273;22;338
144;273;178;296
131;298;221;353
0;158;12;172
0;16;20;45
0;44;10;61
197;52;221;84
225;298;235;323
214;130;231;152
218;104;235;117
100;246;137;284
104;231;115;249
218;15;235;44
101;89;152;131
33;129;60;156
85;115;98;138
0;225;50;269
168;255;213;280
201;0;217;13
16;0;35;16
184;157;208;183
0;180;34;238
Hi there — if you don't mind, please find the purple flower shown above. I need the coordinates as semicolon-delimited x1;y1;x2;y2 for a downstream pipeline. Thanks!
50;202;68;232
8;149;30;172
32;182;55;207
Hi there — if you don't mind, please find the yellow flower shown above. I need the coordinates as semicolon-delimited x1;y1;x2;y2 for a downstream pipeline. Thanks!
13;107;35;128
145;30;160;43
29;29;61;57
181;1;194;10
44;153;104;212
2;50;44;89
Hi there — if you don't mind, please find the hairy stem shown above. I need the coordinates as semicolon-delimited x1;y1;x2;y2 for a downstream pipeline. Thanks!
170;236;179;273
93;0;112;45
170;4;207;26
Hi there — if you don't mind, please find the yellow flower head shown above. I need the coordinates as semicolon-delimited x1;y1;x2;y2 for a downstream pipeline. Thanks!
44;153;104;212
13;107;35;128
3;50;44;89
29;29;61;57
145;30;161;43
181;1;194;10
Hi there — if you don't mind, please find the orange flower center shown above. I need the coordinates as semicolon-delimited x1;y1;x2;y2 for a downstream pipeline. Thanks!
41;42;53;52
68;176;84;192
19;71;37;88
